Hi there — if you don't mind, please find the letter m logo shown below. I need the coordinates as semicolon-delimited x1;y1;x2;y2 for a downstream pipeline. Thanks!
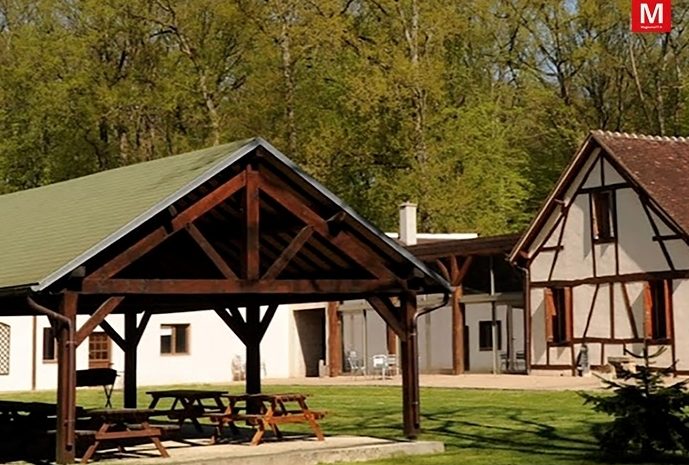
631;0;672;33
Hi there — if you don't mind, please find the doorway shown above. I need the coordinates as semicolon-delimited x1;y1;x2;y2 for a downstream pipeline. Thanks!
294;308;325;377
88;332;111;369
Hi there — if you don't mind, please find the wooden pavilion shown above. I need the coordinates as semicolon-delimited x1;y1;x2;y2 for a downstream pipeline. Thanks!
0;138;450;463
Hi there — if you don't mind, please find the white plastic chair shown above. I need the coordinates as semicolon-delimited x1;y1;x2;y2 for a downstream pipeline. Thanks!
371;354;388;379
347;350;366;377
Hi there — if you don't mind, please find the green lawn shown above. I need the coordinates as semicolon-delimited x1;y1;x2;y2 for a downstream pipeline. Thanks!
0;384;675;465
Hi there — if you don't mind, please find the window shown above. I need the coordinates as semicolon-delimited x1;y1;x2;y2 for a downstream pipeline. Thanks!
160;324;189;355
478;321;502;351
0;323;9;375
88;332;111;369
592;191;615;241
545;287;572;344
644;280;671;340
42;327;56;362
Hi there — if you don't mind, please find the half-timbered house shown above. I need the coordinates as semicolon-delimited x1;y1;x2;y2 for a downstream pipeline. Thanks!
510;131;689;374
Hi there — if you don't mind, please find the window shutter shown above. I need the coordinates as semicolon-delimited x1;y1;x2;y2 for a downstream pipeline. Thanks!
564;287;573;342
664;280;673;339
544;288;555;342
643;282;653;339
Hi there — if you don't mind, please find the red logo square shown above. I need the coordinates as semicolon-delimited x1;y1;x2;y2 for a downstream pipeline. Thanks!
631;0;672;33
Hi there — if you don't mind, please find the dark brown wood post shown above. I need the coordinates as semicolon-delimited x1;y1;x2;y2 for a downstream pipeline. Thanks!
400;292;420;439
386;326;397;356
451;285;464;374
327;301;343;377
124;311;138;408
56;292;77;464
246;304;261;395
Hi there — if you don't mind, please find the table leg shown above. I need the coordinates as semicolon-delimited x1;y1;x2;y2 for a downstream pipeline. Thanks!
299;400;325;441
250;420;266;446
142;421;169;458
81;422;111;464
179;398;203;432
148;397;159;409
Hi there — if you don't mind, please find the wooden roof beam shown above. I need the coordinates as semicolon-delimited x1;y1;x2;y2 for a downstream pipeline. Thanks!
81;278;400;295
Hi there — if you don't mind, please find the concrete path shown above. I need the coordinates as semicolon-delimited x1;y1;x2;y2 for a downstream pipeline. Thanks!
99;436;444;465
252;373;605;391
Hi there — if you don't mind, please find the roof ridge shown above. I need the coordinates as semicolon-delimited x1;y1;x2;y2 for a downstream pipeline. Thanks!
592;129;689;143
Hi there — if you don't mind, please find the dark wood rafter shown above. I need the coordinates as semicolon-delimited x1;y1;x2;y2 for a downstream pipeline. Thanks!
257;304;278;339
244;167;260;280
263;225;314;279
640;196;675;271
620;282;640;339
172;172;247;229
367;296;406;340
186;224;237;279
214;308;248;345
135;311;152;346
258;170;397;281
98;320;126;350
75;297;124;347
435;259;450;282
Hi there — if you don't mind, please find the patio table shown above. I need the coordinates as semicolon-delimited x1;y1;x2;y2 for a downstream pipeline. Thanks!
80;408;169;464
146;389;227;431
208;393;325;445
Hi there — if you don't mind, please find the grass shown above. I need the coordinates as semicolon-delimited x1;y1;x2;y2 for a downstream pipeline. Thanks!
0;384;677;465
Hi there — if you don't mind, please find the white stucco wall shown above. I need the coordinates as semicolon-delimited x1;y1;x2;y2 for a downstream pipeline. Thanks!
526;149;688;372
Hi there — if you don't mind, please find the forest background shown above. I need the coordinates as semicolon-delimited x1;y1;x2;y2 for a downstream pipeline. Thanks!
1;0;687;234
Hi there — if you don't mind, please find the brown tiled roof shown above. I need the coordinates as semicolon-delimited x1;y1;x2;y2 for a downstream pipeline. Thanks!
592;131;689;234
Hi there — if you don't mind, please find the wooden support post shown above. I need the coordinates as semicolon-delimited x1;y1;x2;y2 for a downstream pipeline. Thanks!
56;292;77;464
124;311;138;408
400;292;420;439
246;304;261;395
386;326;397;355
451;286;464;375
327;302;342;377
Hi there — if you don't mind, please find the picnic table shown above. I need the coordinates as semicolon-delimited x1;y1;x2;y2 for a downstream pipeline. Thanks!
0;400;86;426
80;408;169;464
146;389;227;431
208;393;325;446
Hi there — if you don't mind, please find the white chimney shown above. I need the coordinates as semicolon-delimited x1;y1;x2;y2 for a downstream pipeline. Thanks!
399;202;417;246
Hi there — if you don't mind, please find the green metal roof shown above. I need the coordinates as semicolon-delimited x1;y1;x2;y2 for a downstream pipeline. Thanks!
0;136;449;296
0;138;255;291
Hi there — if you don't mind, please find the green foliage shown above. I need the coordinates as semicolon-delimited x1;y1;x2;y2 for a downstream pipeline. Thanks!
581;346;689;460
1;1;689;231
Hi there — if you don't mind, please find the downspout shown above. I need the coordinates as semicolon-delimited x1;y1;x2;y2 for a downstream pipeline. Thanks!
26;296;76;448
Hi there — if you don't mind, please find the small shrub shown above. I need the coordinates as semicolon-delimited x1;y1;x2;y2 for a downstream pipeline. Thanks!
580;345;689;460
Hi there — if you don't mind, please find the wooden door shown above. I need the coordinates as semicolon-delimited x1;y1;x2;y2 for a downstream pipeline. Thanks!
88;332;111;369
